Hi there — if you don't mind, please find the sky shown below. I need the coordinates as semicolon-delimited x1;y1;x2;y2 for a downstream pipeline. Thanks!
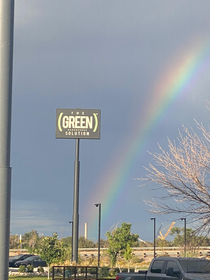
10;0;210;242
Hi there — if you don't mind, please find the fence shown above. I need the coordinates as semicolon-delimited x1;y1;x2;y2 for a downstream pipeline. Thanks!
52;266;116;280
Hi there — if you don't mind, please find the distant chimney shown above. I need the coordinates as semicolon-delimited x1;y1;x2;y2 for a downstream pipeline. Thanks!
85;223;88;239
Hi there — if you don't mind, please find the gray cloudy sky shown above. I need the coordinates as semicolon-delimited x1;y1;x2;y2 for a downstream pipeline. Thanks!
11;0;210;241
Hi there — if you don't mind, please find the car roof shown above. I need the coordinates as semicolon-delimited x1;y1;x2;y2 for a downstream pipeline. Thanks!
156;257;206;261
21;255;38;260
15;255;37;262
10;254;31;259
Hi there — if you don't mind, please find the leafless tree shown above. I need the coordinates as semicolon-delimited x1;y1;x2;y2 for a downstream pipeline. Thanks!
141;112;210;234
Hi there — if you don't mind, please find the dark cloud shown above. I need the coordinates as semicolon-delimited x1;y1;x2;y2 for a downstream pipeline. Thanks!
11;0;210;239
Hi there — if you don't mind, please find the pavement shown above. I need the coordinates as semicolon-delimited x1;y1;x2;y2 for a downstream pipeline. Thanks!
9;268;19;272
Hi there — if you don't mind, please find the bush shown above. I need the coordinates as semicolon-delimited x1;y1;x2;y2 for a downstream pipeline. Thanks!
55;268;62;275
99;267;110;277
109;268;119;276
87;267;97;275
80;267;86;273
26;264;34;273
18;265;26;273
116;268;120;274
38;266;44;273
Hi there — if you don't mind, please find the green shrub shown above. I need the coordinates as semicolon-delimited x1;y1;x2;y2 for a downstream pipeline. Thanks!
99;267;110;277
18;265;26;273
80;267;86;273
109;268;119;276
55;268;62;275
115;268;120;274
26;264;34;273
87;267;97;275
38;266;44;273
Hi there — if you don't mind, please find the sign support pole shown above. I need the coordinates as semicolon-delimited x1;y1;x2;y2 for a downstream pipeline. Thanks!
56;109;101;263
72;139;80;262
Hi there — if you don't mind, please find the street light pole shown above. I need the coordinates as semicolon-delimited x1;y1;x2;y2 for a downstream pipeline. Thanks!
181;218;186;257
69;221;73;262
150;218;156;258
0;1;14;280
95;203;101;267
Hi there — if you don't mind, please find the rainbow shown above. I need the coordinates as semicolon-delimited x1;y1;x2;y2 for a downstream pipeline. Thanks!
84;38;210;238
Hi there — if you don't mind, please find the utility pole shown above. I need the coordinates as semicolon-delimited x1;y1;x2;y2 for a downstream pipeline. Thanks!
181;218;186;257
0;1;14;280
69;221;73;262
95;203;101;267
150;218;156;258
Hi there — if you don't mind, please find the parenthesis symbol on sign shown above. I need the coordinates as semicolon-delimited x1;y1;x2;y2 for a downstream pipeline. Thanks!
58;112;63;131
93;113;98;132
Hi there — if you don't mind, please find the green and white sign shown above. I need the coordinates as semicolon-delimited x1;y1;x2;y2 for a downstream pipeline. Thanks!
56;108;101;139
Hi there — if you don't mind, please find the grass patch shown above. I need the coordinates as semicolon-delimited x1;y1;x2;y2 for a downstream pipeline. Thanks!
9;277;48;280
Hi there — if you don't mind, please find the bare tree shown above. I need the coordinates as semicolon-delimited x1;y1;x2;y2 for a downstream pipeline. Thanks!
141;115;210;234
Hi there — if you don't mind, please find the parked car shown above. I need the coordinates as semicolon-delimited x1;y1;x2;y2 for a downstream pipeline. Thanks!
14;255;47;268
116;257;210;280
9;254;33;267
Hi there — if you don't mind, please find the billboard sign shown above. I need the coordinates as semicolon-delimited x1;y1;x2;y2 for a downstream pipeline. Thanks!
56;108;101;139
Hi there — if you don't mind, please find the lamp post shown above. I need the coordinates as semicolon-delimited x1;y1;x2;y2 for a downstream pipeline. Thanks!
181;218;186;257
20;234;22;253
0;1;14;280
69;221;73;262
95;203;101;267
150;218;156;258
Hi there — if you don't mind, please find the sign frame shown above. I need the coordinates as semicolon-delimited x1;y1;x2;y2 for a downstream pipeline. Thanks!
56;108;101;139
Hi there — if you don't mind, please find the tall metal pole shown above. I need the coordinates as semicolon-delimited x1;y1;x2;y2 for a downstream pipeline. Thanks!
0;1;14;280
181;218;186;257
73;139;80;262
95;203;101;267
69;221;73;262
151;218;156;258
